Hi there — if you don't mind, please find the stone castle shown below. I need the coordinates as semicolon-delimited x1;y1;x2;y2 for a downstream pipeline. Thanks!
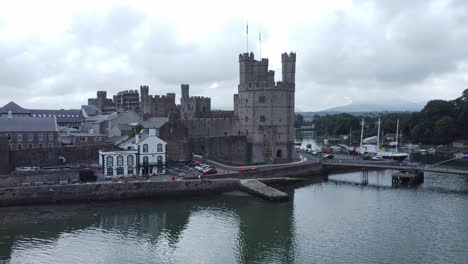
87;51;296;164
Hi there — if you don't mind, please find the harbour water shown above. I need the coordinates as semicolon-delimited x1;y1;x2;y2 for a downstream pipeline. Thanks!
1;169;467;264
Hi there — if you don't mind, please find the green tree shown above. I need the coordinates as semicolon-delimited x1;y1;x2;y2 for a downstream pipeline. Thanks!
433;116;456;144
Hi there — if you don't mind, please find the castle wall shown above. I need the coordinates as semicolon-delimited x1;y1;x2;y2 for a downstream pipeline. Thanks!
190;136;251;165
182;118;238;138
159;120;192;162
9;144;117;167
140;86;177;118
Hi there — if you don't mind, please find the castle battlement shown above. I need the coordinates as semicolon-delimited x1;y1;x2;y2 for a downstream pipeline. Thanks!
117;90;139;95
239;52;255;61
281;52;296;62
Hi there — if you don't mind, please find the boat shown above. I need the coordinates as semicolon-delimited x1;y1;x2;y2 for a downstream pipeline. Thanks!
372;152;409;161
359;118;409;161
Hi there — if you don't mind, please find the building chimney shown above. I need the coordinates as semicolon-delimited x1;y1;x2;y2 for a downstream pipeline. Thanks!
7;110;12;119
135;133;140;144
149;128;156;137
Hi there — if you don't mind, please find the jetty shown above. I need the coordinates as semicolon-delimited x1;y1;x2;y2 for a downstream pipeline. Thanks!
391;170;424;185
240;179;289;201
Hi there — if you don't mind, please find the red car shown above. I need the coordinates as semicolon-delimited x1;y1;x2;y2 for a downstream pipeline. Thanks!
189;161;202;167
202;168;217;175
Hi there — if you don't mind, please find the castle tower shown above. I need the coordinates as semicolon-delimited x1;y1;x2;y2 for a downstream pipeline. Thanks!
282;52;296;84
181;84;190;102
140;85;150;115
235;52;296;164
239;52;255;85
96;91;107;110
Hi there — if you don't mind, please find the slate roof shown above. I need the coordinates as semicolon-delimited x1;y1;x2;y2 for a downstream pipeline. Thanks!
0;116;57;132
0;101;82;123
0;101;30;114
141;117;168;129
118;123;133;131
30;109;82;123
81;105;102;117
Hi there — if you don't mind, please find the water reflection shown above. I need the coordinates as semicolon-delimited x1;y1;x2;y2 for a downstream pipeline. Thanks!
0;196;296;264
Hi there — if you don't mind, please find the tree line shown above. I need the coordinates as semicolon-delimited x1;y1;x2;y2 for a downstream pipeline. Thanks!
295;89;468;145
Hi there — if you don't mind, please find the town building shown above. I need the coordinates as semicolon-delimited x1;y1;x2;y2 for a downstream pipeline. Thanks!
0;111;59;150
99;129;167;176
0;101;82;128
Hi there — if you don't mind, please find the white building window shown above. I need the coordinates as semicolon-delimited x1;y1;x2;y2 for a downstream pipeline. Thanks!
117;155;124;166
106;156;113;166
28;133;34;141
127;155;134;166
38;133;43;141
143;144;148;153
48;133;54;141
17;144;22;150
157;144;163;152
17;134;23;142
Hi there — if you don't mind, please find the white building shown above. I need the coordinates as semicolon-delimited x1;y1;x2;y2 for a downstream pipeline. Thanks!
99;129;167;176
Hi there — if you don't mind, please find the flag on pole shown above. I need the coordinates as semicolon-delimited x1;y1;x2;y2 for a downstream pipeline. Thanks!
246;22;248;34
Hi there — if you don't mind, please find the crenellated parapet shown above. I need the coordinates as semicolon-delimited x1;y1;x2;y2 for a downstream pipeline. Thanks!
281;52;296;84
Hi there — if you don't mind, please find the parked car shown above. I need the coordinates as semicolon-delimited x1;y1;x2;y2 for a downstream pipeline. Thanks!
189;161;202;167
202;168;217;175
195;164;211;172
363;155;371;160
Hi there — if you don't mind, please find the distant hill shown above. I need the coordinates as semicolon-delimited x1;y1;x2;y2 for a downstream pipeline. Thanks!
299;100;425;116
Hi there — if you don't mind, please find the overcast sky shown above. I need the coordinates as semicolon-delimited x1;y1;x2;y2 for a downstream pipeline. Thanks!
0;0;467;111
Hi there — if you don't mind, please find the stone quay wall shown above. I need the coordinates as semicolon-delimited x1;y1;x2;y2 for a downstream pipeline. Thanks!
0;179;239;207
9;144;116;167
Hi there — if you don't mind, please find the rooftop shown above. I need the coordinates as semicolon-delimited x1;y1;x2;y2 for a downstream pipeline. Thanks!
0;116;57;132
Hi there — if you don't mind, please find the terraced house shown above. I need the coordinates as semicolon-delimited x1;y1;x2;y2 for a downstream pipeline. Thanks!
0;111;59;150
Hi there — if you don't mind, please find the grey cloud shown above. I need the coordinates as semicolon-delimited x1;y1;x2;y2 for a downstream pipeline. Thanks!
297;0;468;86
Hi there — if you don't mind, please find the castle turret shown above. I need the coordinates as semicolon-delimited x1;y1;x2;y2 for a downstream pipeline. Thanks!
181;84;190;102
253;58;269;82
239;52;255;84
140;85;150;115
281;52;296;84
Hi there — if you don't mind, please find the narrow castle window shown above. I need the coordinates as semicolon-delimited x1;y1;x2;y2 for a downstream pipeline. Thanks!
245;116;248;122
259;96;266;103
260;116;266;122
277;149;282;158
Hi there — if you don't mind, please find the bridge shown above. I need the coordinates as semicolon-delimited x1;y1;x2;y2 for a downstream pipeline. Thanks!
295;126;314;132
322;160;468;175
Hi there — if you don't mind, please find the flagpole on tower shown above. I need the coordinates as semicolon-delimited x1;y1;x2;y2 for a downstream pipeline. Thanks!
259;32;262;58
246;22;249;53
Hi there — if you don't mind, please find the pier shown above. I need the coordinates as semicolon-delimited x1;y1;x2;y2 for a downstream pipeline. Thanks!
391;170;424;185
240;179;289;201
